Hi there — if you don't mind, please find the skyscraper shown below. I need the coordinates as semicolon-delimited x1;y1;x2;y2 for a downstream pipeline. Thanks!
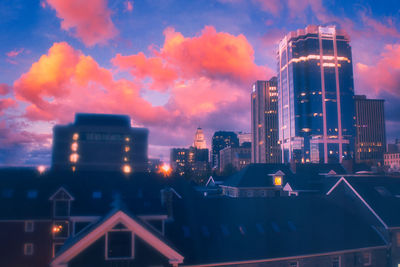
52;113;148;172
251;78;281;163
193;127;207;149
354;95;386;165
277;25;355;164
211;131;239;169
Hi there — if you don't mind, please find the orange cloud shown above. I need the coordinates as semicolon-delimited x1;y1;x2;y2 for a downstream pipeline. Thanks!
46;0;118;46
356;44;400;96
13;42;168;124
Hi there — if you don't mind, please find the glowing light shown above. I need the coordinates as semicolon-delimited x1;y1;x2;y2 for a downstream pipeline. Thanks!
52;225;62;233
37;165;46;174
123;164;131;174
123;157;128;162
70;153;79;163
124;146;130;152
274;176;282;186
72;166;76;172
125;137;130;142
72;133;79;141
71;142;78;151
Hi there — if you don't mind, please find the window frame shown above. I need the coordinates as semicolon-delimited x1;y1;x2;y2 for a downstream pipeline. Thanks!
105;226;134;260
332;255;341;267
24;243;34;256
24;221;34;232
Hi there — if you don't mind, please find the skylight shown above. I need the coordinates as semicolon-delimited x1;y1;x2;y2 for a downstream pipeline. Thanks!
271;222;280;233
27;190;38;199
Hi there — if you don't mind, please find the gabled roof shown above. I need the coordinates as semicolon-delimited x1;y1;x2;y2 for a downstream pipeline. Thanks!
51;208;184;267
166;196;386;265
222;164;293;188
49;187;75;201
327;175;400;228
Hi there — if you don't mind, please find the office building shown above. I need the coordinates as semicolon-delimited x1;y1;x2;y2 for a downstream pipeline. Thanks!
170;147;209;177
236;132;251;146
251;78;281;163
211;131;239;169
354;95;386;165
219;143;251;173
52;113;148;172
277;25;355;163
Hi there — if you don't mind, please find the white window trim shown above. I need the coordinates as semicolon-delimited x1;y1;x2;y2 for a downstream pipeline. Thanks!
52;242;64;258
289;261;299;267
105;229;134;260
25;221;34;232
363;251;372;266
332;255;341;267
24;243;34;256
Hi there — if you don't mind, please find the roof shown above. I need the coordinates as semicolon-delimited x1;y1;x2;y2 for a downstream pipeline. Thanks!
222;164;293;188
328;175;400;228
166;196;386;265
0;168;169;219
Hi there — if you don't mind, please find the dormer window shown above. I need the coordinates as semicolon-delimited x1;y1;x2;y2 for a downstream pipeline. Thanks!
274;176;282;186
49;187;74;218
106;223;134;260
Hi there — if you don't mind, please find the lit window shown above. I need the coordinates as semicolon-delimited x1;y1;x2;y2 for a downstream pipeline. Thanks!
396;232;400;247
69;153;79;163
124;146;130;152
52;221;69;239
25;221;34;232
71;142;78;152
274;176;282;186
24;243;34;256
125;137;130;142
72;133;79;141
37;165;46;174
123;165;131;174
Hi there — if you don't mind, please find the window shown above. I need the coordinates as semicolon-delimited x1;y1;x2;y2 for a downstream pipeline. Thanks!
54;201;69;217
246;190;254;197
27;190;38;199
25;221;34;232
53;243;64;257
362;252;371;266
289;261;299;267
332;256;341;267
52;221;70;239
106;229;133;259
24;243;34;255
274;176;282;186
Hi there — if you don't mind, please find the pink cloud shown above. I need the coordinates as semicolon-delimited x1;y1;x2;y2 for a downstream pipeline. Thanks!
6;48;24;58
356;44;400;97
124;1;133;12
45;0;118;46
0;84;11;95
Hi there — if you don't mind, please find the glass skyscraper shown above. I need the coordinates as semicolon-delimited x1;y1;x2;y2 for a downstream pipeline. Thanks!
277;25;355;163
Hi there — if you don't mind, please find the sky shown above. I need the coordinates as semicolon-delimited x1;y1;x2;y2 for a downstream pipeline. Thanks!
0;0;399;165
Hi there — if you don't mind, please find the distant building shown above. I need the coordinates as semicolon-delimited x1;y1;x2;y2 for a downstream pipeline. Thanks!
387;139;400;153
170;147;209;177
52;113;148;172
251;78;281;164
193;127;207;149
236;132;251;146
148;158;162;172
277;25;355;164
384;153;400;171
211;131;239;169
354;95;386;165
219;145;251;173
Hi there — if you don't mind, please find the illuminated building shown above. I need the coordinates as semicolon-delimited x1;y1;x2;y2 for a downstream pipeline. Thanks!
354;95;386;165
251;78;281;163
193;127;207;149
170;147;209;178
277;25;355;164
211;131;239;169
51;113;148;172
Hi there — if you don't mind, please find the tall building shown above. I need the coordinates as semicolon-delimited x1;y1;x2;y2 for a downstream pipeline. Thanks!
251;78;281;163
211;131;239;169
193;127;207;149
219;144;251;173
354;95;386;165
237;132;251;146
52;113;148;172
277;25;355;164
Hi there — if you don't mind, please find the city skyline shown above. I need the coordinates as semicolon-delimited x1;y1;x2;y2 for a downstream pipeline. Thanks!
1;0;400;165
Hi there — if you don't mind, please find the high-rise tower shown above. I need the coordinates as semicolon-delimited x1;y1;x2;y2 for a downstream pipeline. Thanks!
193;127;207;149
277;25;355;164
251;78;281;163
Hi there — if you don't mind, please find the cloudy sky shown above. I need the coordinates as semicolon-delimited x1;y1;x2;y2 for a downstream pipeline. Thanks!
0;0;399;165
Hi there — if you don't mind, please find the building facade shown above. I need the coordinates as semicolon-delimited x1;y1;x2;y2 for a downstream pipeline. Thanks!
251;78;281;164
354;95;386;165
193;128;207;149
211;131;239;169
219;145;251;173
52;113;148;172
277;25;355;164
170;147;209;177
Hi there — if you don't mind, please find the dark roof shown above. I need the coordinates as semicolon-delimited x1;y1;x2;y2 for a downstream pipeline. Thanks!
74;113;131;127
0;169;169;219
222;164;293;188
166;196;386;265
338;175;400;228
